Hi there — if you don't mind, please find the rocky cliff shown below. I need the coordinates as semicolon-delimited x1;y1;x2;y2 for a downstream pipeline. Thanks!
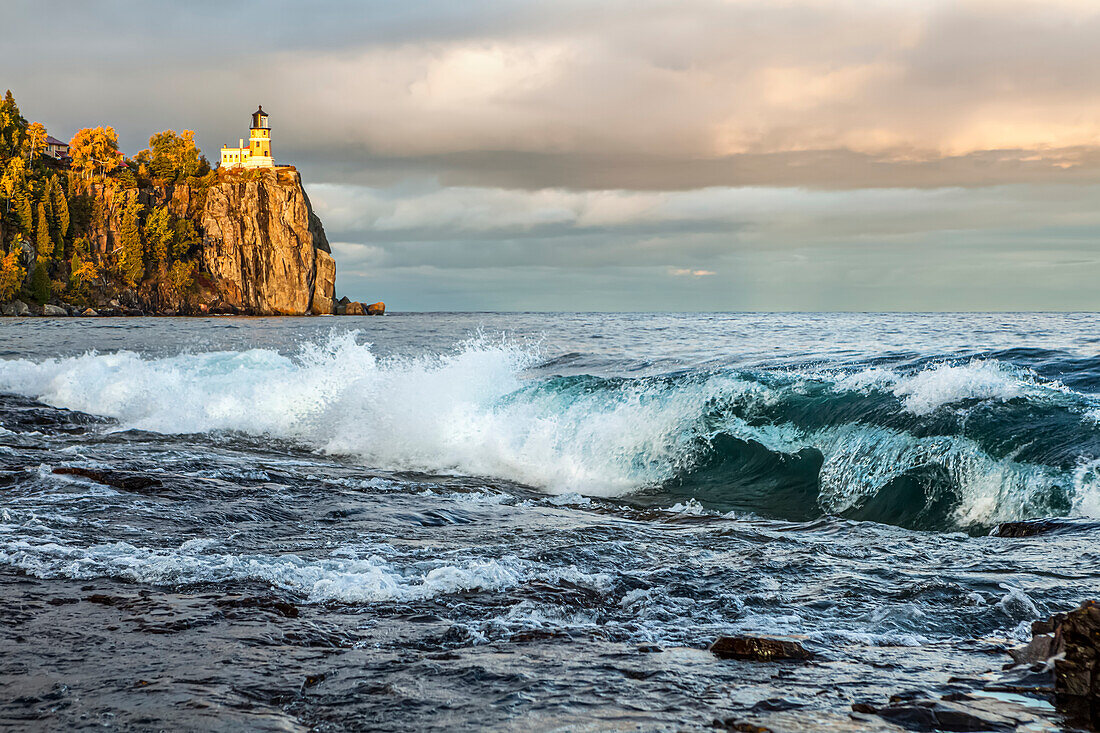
2;163;340;316
201;167;336;315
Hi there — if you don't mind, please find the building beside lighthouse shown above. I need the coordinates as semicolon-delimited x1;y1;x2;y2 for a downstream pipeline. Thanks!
220;106;275;169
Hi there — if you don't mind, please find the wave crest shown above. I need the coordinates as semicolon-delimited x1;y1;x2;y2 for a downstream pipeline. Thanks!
1;333;1097;530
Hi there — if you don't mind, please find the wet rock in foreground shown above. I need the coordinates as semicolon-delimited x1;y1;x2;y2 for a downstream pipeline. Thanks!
1050;600;1100;728
992;518;1100;537
709;635;814;662
852;694;1058;732
53;467;163;494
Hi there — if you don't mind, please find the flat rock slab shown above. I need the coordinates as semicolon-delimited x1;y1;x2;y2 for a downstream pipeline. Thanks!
854;693;1060;732
715;709;907;732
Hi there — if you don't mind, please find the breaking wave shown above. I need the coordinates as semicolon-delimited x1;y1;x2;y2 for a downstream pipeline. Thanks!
2;331;1099;531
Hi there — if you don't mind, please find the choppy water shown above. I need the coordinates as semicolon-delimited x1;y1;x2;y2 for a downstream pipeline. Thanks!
1;313;1098;731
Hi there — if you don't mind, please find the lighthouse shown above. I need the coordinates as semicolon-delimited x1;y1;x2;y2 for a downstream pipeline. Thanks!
220;105;276;169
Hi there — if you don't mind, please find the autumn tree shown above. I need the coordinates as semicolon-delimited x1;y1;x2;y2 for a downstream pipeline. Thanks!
0;156;25;198
68;236;97;294
69;126;120;178
117;197;144;287
167;259;196;293
140;130;202;182
0;238;25;300
0;157;29;238
24;122;46;163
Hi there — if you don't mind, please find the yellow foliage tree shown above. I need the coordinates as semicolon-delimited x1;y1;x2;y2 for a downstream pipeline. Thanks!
69;126;120;177
24;122;46;162
0;241;25;301
166;259;196;293
70;251;98;284
140;130;202;182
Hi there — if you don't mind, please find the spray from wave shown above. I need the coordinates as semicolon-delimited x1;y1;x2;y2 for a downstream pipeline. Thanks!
1;331;1098;530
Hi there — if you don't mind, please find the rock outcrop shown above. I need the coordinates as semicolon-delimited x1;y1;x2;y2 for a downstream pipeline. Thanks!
982;600;1100;730
709;635;814;662
201;167;335;315
336;300;385;316
1049;600;1100;727
0;300;30;317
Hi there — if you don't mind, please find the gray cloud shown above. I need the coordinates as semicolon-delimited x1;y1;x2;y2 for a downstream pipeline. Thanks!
6;0;1100;309
8;0;1100;190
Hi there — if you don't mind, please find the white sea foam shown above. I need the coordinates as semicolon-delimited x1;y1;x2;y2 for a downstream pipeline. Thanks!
834;360;1036;415
0;332;755;497
0;535;609;603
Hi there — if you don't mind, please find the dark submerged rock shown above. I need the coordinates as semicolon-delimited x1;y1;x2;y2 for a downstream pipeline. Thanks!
709;635;814;662
991;518;1100;537
53;467;163;494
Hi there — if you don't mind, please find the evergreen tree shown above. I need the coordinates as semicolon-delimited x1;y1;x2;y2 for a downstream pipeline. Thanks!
0;90;27;161
68;236;97;294
35;201;52;259
49;176;69;245
66;189;94;236
172;218;200;260
117;197;144;287
116;167;138;189
11;184;32;234
143;205;172;264
30;260;50;303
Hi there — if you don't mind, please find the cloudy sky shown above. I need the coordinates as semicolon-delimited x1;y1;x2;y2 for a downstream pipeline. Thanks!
6;0;1100;310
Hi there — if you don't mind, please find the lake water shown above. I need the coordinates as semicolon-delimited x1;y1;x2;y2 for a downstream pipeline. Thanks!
1;313;1098;730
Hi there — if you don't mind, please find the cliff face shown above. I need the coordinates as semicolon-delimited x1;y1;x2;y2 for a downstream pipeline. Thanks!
3;166;337;316
200;168;336;315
